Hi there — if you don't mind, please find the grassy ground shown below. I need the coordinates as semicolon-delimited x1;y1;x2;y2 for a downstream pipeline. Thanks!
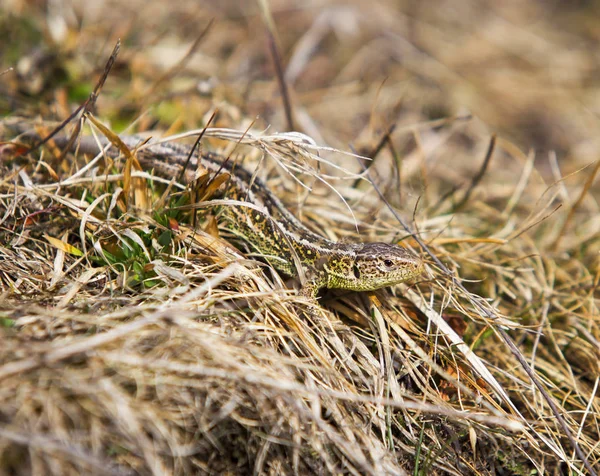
0;1;599;474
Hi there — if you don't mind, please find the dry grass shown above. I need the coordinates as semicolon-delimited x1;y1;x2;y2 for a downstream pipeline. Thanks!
1;1;599;475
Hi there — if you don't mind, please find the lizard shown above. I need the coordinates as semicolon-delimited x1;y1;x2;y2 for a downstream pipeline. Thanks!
1;118;423;298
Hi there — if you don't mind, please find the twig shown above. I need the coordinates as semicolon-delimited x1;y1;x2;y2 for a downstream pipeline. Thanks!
26;39;121;155
179;108;218;185
352;123;397;189
550;158;600;251
454;134;496;211
260;0;295;131
144;20;214;99
367;123;397;162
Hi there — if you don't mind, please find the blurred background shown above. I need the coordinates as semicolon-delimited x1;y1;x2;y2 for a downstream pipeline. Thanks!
2;0;600;168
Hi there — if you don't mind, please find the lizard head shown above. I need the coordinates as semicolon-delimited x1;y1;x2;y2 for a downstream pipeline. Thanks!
325;242;423;291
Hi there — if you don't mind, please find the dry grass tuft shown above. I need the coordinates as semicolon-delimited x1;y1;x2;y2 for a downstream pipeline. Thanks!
1;1;599;475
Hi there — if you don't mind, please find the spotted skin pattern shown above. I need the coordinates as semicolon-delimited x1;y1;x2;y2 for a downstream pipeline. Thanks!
3;121;423;297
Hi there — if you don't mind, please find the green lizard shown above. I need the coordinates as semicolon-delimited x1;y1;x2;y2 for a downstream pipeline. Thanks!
1;120;423;297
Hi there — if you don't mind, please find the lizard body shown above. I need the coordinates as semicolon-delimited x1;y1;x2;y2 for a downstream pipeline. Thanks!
2;120;423;296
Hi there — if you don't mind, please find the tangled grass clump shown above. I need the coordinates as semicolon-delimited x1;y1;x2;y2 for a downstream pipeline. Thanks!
1;1;599;474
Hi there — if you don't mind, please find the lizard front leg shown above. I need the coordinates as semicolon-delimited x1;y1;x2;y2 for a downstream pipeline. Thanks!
299;270;327;299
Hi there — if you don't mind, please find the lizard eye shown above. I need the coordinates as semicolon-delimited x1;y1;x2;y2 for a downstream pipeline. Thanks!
383;259;394;268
